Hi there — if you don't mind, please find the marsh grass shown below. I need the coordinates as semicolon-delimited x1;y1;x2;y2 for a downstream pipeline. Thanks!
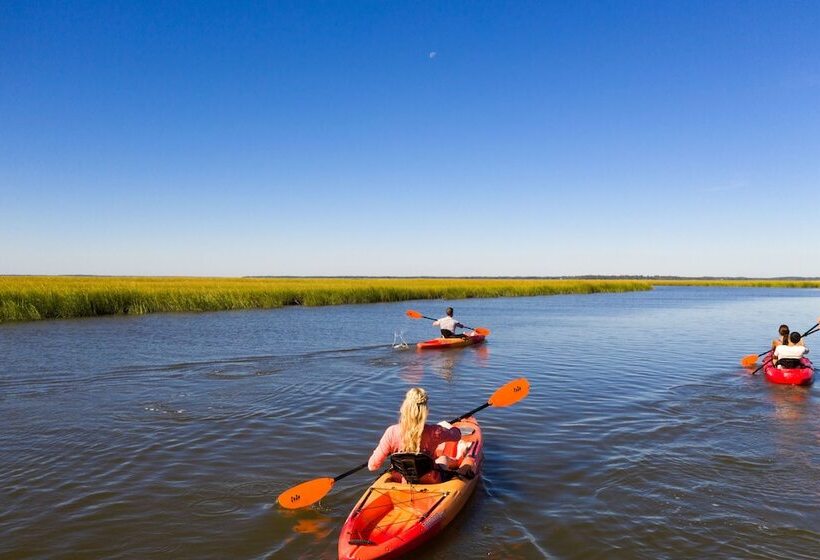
0;276;653;323
1;277;817;323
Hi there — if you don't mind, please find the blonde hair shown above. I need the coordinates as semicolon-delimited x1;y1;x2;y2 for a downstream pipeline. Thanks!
398;387;428;453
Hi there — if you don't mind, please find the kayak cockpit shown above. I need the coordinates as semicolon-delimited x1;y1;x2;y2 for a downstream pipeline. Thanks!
345;486;449;546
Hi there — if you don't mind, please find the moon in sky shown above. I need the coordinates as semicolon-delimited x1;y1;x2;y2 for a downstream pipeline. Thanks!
428;51;437;59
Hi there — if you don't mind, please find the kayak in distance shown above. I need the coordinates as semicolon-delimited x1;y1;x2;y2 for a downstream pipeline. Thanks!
763;357;815;386
416;334;486;350
338;417;483;560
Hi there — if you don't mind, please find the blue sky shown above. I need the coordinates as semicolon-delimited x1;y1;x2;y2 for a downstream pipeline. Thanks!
2;1;818;277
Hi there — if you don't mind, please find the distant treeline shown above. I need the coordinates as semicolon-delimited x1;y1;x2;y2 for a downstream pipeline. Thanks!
649;279;820;287
1;276;818;323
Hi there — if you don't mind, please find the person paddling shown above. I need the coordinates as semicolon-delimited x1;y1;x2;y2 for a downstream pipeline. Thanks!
773;332;810;369
367;387;465;483
432;307;468;339
772;324;805;351
771;324;790;350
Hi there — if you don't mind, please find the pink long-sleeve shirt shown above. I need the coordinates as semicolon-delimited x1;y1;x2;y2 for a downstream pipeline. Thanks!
368;423;462;471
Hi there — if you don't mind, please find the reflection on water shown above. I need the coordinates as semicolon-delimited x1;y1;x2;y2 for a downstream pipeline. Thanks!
0;287;818;559
397;343;491;384
767;386;812;423
428;351;459;382
293;517;335;540
399;358;425;385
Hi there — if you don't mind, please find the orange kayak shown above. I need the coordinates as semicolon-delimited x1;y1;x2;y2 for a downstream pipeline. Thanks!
337;417;483;560
416;334;485;350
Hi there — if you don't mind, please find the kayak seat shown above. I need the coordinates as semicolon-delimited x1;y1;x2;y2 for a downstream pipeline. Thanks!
776;358;803;369
389;453;436;484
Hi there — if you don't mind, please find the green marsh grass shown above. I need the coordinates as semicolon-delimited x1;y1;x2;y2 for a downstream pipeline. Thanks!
0;276;652;323
1;277;818;323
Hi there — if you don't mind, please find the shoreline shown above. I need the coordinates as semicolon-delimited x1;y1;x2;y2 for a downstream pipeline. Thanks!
2;276;819;323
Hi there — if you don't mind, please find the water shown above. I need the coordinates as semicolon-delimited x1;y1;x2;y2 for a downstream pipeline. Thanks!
1;287;818;559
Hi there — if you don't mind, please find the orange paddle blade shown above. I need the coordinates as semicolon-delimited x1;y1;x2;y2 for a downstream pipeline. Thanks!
277;477;334;509
488;377;530;407
472;327;491;336
740;354;759;367
406;310;423;319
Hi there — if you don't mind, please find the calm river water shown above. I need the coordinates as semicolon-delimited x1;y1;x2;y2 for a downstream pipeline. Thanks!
1;287;818;559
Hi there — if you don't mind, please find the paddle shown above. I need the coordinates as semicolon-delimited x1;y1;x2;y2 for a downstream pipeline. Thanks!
748;351;773;376
740;322;820;368
405;309;491;336
276;377;530;509
748;322;819;375
740;350;770;368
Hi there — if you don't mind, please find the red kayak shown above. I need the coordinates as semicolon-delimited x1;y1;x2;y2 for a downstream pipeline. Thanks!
763;357;814;386
416;334;485;350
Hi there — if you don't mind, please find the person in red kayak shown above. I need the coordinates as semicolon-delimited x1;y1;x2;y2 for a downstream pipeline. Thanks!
367;387;464;483
771;324;791;350
773;331;810;369
432;307;467;339
771;324;806;351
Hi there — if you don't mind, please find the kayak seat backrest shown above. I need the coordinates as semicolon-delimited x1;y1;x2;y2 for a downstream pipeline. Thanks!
389;453;435;484
777;358;803;369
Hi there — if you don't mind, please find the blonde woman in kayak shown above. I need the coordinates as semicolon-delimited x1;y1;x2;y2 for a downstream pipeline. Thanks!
367;387;463;483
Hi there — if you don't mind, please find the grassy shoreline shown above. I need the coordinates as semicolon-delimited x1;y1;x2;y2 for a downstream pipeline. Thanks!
1;276;818;323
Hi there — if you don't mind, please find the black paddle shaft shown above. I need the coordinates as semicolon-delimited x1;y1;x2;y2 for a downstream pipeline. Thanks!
334;462;368;482
450;401;490;423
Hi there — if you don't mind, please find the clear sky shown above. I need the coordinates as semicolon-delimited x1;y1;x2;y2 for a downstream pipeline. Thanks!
1;1;818;277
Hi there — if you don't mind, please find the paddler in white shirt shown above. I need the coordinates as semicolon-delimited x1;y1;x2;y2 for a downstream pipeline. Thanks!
432;307;468;339
773;331;810;369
